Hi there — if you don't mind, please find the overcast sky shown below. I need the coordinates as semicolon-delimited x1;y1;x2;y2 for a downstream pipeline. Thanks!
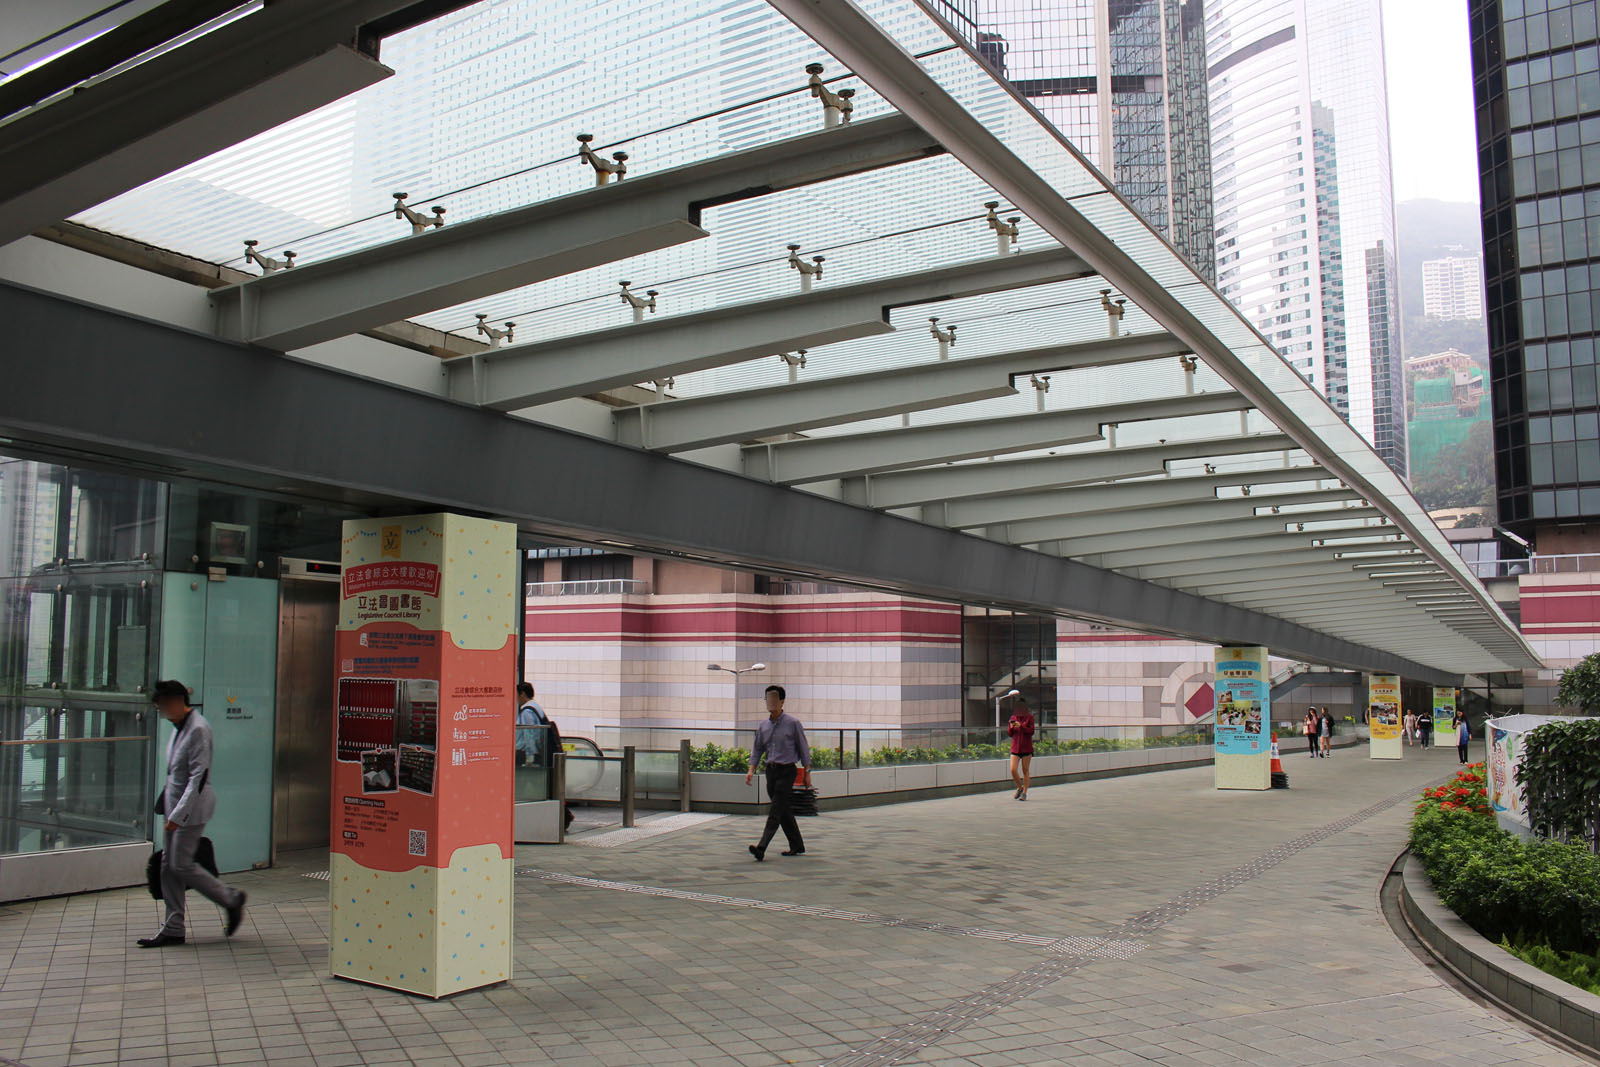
1383;0;1480;205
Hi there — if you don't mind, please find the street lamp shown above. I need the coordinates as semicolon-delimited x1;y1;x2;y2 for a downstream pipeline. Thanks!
995;687;1020;732
708;662;766;727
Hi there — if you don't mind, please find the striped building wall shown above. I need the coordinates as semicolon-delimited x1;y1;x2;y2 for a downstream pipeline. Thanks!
1055;622;1304;726
1517;573;1600;712
524;592;962;738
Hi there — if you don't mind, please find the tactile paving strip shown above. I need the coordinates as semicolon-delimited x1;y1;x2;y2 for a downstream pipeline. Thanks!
818;779;1437;1067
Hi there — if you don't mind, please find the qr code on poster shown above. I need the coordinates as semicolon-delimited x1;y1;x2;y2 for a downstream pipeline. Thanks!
408;829;427;857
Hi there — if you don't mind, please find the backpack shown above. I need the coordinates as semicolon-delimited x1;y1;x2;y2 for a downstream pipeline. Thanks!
523;702;564;764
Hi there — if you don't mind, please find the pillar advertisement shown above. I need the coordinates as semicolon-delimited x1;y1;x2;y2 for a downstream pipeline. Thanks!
1368;674;1403;759
330;514;518;997
1431;687;1457;744
1213;646;1270;790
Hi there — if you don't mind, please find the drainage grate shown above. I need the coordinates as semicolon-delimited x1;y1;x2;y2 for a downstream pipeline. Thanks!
302;870;331;881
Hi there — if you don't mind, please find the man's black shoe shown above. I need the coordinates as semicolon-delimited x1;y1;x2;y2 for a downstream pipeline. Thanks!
748;845;765;862
781;849;806;857
226;891;247;938
136;932;185;948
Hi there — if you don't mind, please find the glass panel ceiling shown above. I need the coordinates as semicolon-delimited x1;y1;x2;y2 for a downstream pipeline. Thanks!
56;0;1535;666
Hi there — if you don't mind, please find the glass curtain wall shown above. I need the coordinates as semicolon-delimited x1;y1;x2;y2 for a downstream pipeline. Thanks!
961;607;1058;727
0;458;164;855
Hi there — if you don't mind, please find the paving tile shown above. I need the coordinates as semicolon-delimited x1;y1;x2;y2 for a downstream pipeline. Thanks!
0;749;1583;1067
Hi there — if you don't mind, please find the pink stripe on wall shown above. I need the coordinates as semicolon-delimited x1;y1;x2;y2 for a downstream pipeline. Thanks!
524;600;962;644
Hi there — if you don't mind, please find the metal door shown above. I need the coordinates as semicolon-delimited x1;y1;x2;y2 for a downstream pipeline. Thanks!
271;566;339;858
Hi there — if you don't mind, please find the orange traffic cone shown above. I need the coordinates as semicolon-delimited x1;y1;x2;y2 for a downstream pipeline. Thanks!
1270;732;1289;789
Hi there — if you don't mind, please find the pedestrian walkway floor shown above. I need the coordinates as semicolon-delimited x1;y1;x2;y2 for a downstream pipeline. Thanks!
0;744;1586;1066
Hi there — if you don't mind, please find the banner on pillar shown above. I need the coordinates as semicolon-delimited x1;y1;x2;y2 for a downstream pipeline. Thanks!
1368;674;1403;759
1213;645;1270;790
1431;687;1457;743
330;514;518;997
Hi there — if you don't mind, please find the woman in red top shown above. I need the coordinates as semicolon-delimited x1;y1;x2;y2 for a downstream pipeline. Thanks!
1007;697;1036;801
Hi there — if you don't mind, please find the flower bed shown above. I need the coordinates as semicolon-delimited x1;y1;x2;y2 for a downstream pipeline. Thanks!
1409;762;1600;987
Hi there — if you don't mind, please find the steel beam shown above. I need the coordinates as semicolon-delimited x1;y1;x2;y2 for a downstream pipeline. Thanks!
0;0;407;248
843;433;1297;510
1144;549;1420;584
1;280;1488;682
1079;534;1328;571
934;467;1337;529
743;390;1252;484
1036;508;1384;557
212;113;943;350
1000;489;1361;544
765;0;1538;669
451;245;1091;409
613;331;1186;451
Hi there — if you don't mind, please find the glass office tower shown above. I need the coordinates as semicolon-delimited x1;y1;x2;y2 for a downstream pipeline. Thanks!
1204;0;1407;476
1469;0;1600;534
962;0;1216;278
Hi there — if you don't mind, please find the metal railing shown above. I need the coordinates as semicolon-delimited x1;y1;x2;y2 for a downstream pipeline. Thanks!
1464;553;1600;579
525;579;651;596
592;722;1213;772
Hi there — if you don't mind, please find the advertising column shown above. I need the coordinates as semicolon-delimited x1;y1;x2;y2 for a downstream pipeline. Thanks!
1213;646;1270;790
330;514;517;997
1368;674;1403;759
1431;687;1457;747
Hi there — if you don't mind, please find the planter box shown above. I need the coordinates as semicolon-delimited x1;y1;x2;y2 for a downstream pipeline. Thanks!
847;767;897;795
514;800;563;844
1402;855;1600;1055
810;769;849;798
690;770;761;805
894;764;937;792
935;761;978;788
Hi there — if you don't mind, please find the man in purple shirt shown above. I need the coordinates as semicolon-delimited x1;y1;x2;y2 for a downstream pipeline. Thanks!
745;684;810;860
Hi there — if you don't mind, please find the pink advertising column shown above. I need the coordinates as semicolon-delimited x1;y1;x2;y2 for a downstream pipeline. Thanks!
329;514;517;997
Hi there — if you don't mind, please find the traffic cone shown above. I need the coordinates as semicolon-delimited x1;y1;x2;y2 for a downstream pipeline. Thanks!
1270;732;1289;789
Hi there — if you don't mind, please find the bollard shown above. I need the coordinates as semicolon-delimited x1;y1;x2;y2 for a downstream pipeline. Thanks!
552;750;567;844
622;745;636;828
678;738;692;813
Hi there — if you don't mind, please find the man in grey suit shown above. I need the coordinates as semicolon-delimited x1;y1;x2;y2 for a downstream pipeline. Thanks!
137;680;246;948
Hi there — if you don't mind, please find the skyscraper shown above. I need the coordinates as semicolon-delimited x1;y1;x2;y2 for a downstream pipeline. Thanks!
1204;0;1407;476
965;0;1216;278
1422;254;1486;320
1469;0;1600;536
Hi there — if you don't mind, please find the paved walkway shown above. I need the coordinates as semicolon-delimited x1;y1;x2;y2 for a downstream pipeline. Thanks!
0;744;1586;1067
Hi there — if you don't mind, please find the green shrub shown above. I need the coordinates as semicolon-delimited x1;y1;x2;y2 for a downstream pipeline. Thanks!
689;742;753;774
1499;936;1600;995
1519;718;1600;852
1410;764;1600;956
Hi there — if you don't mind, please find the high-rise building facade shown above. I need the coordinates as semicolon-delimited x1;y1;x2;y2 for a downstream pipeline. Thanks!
1204;0;1407;476
1468;0;1600;536
1423;254;1487;320
967;0;1216;278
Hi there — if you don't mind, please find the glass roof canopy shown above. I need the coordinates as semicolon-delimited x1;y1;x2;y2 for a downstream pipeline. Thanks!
64;0;1538;675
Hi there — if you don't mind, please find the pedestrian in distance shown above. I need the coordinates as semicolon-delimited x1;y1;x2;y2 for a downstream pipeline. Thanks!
746;684;810;861
137;680;246;948
1419;712;1433;749
1007;696;1035;801
1456;713;1471;764
516;682;572;830
1303;709;1318;758
1319;707;1333;758
1403;709;1418;747
515;682;543;767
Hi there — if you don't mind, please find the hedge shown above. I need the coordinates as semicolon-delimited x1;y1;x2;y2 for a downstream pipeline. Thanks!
689;732;1209;774
1409;764;1600;957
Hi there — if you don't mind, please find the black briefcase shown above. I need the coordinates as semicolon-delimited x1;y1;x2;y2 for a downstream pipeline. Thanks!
146;837;220;899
